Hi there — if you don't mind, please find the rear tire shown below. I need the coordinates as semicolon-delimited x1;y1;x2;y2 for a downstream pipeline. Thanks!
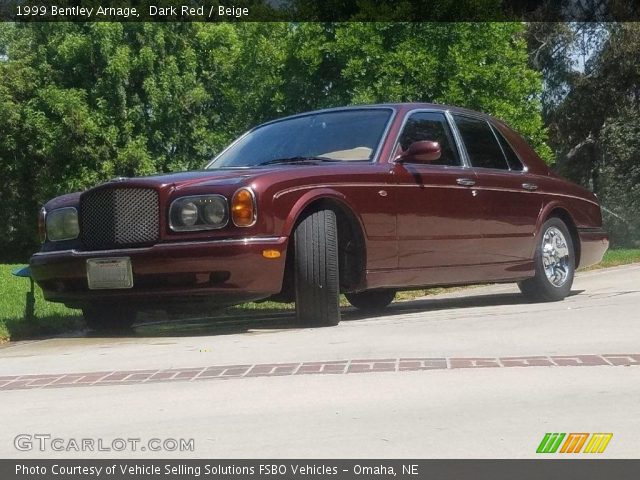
518;217;575;302
294;209;341;326
83;306;137;332
346;289;396;311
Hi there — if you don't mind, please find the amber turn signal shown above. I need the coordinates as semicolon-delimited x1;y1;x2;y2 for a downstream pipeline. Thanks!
262;249;281;259
231;188;256;227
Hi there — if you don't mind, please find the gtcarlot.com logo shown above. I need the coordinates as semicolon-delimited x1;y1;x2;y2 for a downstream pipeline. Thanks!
14;434;195;453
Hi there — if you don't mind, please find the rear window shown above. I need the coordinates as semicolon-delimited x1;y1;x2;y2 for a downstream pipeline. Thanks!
453;115;509;170
493;127;525;171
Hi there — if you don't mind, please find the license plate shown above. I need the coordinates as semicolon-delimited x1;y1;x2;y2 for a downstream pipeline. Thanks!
86;258;133;290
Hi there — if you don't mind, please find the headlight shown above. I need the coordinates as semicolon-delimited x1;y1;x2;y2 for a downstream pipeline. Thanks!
169;195;229;231
231;188;257;227
45;207;79;241
180;202;199;227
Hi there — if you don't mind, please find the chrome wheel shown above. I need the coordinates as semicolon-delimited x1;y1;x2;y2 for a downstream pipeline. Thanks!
519;217;574;302
541;226;571;287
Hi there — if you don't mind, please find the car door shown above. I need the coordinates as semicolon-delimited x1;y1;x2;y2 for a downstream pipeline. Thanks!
451;114;542;268
392;111;485;286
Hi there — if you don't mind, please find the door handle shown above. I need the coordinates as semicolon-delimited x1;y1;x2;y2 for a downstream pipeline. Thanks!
456;178;476;187
522;183;538;191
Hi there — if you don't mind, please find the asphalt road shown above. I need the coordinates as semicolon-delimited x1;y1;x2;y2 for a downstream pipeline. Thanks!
1;264;639;458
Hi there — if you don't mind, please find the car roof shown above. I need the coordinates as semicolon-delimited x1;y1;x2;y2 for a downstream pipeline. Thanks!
256;102;550;175
260;102;499;127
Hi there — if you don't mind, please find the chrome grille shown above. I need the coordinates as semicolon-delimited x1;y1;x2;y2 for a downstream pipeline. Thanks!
80;188;159;250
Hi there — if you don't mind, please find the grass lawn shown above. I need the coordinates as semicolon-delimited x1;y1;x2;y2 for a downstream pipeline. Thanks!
2;248;639;343
584;248;640;269
0;265;84;343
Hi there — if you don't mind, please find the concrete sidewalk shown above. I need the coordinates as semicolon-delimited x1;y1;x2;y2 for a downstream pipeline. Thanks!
0;264;638;376
2;366;639;458
1;264;639;458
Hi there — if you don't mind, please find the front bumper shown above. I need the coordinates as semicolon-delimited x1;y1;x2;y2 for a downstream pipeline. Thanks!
30;236;288;309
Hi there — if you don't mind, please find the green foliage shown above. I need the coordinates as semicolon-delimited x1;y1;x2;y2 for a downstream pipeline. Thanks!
0;22;549;261
327;23;552;161
599;111;640;247
527;23;640;247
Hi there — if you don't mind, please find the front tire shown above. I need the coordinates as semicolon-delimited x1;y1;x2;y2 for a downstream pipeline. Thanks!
294;209;341;326
83;306;137;332
346;289;396;311
518;217;575;302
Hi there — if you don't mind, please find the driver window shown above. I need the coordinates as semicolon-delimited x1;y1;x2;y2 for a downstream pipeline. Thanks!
397;112;461;166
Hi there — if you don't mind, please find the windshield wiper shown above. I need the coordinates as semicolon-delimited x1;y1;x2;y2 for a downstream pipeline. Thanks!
257;156;340;166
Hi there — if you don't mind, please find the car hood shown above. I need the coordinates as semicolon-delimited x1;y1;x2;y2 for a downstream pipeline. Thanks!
107;169;261;189
43;167;293;210
95;163;361;191
44;163;366;210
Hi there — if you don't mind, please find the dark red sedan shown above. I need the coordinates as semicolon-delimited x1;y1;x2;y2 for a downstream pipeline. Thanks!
30;104;609;330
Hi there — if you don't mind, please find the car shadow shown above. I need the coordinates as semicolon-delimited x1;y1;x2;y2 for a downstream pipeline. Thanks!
82;288;586;339
344;289;586;321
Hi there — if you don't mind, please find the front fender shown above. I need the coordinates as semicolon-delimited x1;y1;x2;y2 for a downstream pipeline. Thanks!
276;187;362;239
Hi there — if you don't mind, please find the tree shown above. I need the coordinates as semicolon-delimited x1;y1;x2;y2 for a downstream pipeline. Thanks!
0;22;248;260
0;22;549;261
526;22;640;246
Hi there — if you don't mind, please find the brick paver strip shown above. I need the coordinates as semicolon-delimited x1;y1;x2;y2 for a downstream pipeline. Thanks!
148;372;176;381
195;370;224;379
75;375;109;384
126;373;154;381
1;354;638;392
2;380;35;390
295;365;323;374
52;374;85;385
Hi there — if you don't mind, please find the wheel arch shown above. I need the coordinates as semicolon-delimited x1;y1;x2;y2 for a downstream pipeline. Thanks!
282;190;368;296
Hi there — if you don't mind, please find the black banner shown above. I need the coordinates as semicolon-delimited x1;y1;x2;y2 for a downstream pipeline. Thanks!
1;0;640;22
1;460;640;480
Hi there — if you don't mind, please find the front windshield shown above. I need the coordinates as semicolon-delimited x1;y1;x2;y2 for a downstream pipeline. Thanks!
207;108;393;169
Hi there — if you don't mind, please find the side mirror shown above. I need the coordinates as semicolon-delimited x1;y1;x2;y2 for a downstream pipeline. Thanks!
397;141;442;163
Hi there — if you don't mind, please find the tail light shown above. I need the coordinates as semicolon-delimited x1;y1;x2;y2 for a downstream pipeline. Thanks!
38;207;46;243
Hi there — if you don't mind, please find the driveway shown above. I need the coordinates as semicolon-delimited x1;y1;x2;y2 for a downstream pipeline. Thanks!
1;264;639;458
